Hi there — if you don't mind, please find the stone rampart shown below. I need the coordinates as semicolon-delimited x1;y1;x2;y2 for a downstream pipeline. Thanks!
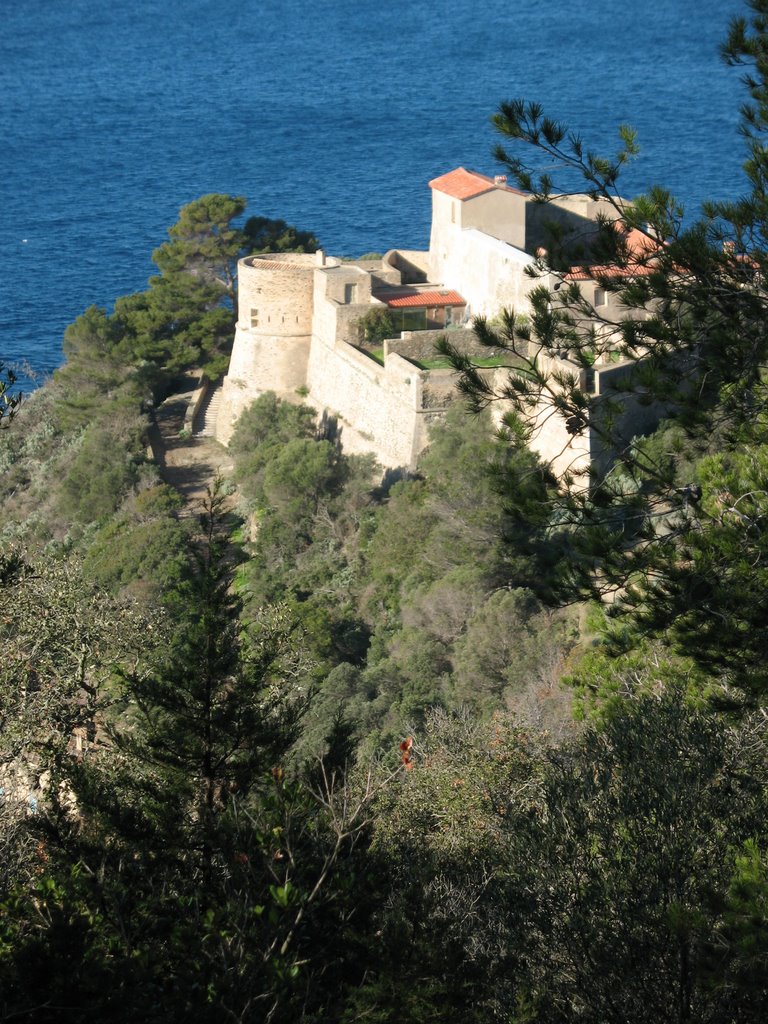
384;326;510;364
589;359;669;474
237;252;325;335
486;354;667;478
535;351;589;393
216;253;327;444
383;248;430;284
420;369;460;410
484;357;592;478
306;337;427;468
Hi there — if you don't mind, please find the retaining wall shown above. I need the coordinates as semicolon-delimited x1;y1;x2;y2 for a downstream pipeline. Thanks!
384;326;511;364
307;336;428;468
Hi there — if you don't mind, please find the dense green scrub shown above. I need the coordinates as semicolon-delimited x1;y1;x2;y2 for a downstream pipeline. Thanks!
5;376;763;1020
5;6;768;1015
227;394;578;755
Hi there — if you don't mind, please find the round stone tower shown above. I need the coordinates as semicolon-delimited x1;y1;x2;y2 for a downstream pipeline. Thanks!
216;251;334;444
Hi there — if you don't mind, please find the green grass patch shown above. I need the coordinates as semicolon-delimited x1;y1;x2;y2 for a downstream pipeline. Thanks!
416;355;511;370
357;348;509;370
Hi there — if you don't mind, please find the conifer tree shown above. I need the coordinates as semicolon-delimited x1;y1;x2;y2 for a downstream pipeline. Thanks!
441;0;768;702
111;195;320;376
0;485;382;1023
65;483;313;1016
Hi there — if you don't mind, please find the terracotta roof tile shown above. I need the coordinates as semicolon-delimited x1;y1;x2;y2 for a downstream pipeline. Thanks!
564;263;657;282
564;226;662;282
429;167;526;201
384;290;466;308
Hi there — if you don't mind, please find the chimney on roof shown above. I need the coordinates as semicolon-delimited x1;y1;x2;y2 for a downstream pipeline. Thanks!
494;175;507;187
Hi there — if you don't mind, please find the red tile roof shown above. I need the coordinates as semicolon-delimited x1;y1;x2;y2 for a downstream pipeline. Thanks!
564;226;662;281
429;167;526;201
384;290;466;308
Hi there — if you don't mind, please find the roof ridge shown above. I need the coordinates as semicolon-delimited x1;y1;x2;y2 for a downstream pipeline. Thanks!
429;165;526;200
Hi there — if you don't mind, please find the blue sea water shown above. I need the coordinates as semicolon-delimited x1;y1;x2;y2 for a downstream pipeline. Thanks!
0;0;748;393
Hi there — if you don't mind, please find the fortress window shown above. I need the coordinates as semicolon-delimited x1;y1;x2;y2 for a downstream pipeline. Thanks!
250;308;259;328
395;309;427;332
594;287;607;307
344;283;358;304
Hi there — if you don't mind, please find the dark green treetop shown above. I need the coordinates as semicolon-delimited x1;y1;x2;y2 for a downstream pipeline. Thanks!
0;363;21;426
109;195;320;376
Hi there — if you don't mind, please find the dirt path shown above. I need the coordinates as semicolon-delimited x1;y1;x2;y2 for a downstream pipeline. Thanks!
148;381;235;513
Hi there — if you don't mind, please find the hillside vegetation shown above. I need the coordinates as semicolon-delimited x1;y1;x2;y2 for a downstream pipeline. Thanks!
4;5;768;1019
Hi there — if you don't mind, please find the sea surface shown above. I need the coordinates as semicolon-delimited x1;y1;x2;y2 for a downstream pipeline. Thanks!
1;0;749;393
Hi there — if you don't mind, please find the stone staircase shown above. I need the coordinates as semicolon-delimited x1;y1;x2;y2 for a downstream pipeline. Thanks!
194;384;222;438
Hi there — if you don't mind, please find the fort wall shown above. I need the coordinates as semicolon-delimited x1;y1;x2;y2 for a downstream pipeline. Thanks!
489;353;664;478
385;326;480;363
383;326;517;369
488;354;593;478
216;252;324;444
432;228;538;319
459;187;527;249
384;249;431;283
312;268;376;347
305;335;463;469
216;173;662;475
589;359;670;475
306;335;425;467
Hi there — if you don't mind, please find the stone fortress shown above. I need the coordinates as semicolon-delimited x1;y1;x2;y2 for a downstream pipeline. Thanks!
215;167;659;475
